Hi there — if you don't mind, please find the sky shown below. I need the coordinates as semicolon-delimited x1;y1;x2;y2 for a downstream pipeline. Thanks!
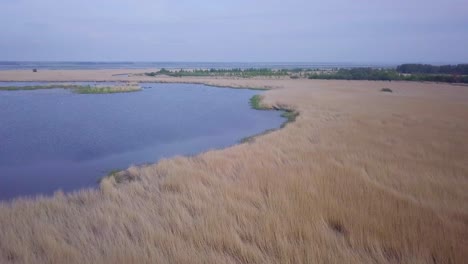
0;0;467;63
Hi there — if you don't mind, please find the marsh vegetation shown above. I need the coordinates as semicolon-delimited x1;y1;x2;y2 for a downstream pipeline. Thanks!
75;84;141;94
0;83;142;94
249;94;267;110
1;79;466;263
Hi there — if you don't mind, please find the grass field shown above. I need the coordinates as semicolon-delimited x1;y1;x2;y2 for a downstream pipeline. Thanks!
0;78;467;264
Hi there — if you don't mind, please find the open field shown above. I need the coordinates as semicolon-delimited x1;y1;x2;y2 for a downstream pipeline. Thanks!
0;70;467;263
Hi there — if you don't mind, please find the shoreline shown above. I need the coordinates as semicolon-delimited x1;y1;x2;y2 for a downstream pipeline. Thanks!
0;68;464;89
0;82;286;201
99;91;294;187
0;71;467;263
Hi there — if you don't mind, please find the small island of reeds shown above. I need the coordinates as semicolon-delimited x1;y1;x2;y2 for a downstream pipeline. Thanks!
0;82;142;94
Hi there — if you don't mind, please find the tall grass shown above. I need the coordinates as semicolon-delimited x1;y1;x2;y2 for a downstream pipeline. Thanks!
0;79;467;264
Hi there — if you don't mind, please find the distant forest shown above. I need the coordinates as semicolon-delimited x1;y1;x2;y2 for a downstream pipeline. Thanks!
396;64;468;75
308;64;468;83
144;64;468;84
145;68;289;78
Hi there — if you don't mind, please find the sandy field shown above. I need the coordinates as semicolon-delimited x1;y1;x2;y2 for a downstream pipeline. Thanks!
0;70;467;263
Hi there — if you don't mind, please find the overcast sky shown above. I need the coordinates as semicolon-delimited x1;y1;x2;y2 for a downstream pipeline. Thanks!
1;0;467;63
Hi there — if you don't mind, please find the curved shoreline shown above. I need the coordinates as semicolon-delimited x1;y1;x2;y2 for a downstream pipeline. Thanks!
1;82;286;201
99;90;295;187
0;72;467;263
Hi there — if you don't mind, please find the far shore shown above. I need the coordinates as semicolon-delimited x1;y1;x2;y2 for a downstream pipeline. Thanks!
0;69;291;90
0;68;291;82
1;68;465;87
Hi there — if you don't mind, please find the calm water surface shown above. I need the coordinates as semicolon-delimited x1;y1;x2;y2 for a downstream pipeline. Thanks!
0;83;284;200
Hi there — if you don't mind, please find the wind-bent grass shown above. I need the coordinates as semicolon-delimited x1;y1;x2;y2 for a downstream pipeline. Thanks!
0;83;142;94
0;79;467;264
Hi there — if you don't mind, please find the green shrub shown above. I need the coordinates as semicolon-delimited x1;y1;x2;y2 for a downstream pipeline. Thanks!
380;88;393;93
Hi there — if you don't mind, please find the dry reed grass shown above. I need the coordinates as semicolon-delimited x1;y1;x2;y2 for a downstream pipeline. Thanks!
0;77;467;264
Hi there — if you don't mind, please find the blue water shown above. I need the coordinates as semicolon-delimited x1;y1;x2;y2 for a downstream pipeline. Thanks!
0;83;285;200
0;61;395;70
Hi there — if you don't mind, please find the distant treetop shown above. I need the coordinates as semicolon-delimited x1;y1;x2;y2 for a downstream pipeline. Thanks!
396;64;468;75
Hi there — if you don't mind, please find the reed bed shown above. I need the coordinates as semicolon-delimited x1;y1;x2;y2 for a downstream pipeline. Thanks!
0;79;467;264
0;83;142;94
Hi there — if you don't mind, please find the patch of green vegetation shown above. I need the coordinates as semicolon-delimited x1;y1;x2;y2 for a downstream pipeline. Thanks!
380;88;393;93
0;84;91;91
249;95;269;110
246;87;269;91
74;85;141;94
308;68;400;81
242;94;299;144
98;169;123;183
240;128;276;144
99;168;138;184
281;110;299;125
1;83;142;94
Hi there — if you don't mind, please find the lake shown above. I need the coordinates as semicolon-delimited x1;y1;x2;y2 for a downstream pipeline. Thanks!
0;83;285;200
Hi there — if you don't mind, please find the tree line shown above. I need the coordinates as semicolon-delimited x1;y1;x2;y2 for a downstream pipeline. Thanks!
145;68;289;78
308;65;468;83
144;64;468;84
396;64;468;75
